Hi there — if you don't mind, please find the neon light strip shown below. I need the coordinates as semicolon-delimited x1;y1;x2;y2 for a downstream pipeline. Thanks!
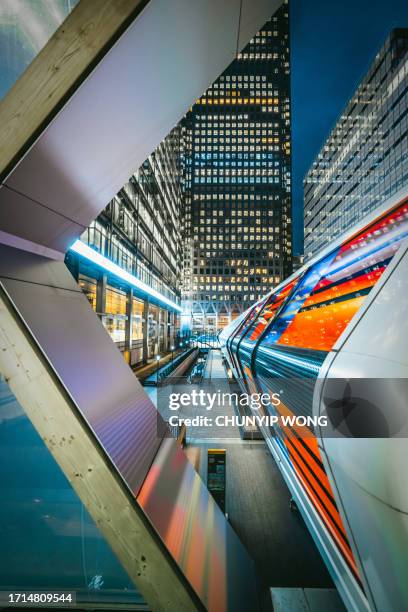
70;240;182;312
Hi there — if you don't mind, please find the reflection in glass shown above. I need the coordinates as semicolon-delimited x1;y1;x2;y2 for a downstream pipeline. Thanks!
0;0;79;99
0;376;145;606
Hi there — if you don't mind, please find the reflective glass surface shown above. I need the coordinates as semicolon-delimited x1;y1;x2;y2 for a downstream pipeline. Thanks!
0;0;79;100
0;376;145;606
262;198;408;353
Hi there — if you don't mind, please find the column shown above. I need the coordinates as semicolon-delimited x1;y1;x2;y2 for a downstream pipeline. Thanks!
125;287;133;351
142;299;149;363
96;272;107;317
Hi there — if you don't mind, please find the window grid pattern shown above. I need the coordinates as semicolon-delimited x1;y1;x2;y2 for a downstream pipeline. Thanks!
304;29;408;261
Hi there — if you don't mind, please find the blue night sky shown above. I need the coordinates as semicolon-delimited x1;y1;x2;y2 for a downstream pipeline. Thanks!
291;0;408;254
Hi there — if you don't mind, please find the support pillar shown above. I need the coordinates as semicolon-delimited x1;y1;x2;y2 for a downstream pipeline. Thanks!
126;287;133;351
142;299;149;363
96;273;107;317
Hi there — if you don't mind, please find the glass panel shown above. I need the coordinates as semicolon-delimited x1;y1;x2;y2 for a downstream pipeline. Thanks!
106;285;127;316
104;286;127;343
232;299;266;342
228;302;264;374
103;316;126;343
0;376;144;605
218;315;229;329
0;0;79;100
241;276;299;347
261;198;408;352
131;297;144;342
78;274;97;311
148;304;159;358
158;307;166;352
174;314;180;346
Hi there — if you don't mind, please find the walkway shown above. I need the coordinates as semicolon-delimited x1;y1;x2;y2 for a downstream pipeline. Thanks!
203;349;227;378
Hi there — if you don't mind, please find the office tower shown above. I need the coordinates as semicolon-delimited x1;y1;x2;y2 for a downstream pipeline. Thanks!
66;127;183;367
181;1;292;337
304;28;408;261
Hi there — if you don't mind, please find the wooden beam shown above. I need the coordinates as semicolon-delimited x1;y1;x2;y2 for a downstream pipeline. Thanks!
0;0;148;181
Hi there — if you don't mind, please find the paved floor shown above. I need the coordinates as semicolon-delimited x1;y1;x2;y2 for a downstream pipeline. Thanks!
203;348;227;378
271;588;345;612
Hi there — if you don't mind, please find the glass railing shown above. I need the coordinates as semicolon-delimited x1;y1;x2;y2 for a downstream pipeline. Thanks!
0;0;79;100
0;376;146;608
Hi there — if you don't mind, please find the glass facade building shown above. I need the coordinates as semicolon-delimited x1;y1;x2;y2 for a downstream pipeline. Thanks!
181;2;292;337
304;28;408;260
66;127;183;366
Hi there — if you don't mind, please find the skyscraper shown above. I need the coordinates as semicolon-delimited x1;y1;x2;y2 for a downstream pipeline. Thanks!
304;28;408;261
181;1;292;338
